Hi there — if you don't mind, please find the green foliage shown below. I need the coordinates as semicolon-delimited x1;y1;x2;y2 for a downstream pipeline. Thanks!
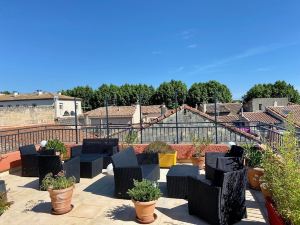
0;191;12;215
61;85;94;111
262;117;300;224
127;179;162;202
187;80;232;106
45;139;67;156
243;80;300;103
0;91;11;95
191;134;211;157
154;80;187;109
144;141;175;154
124;130;138;146
41;172;75;191
243;144;263;168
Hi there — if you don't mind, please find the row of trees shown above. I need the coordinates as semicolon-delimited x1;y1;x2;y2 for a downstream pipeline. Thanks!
61;80;234;110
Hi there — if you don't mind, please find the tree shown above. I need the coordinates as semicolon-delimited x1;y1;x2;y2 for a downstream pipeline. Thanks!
92;84;120;108
61;86;94;111
0;91;11;95
187;80;232;106
243;81;300;103
118;84;155;106
154;80;188;108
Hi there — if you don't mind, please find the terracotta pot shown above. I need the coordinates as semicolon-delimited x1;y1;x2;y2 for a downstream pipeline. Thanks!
191;156;205;169
247;167;264;190
265;197;285;225
133;200;156;224
48;185;74;215
260;183;272;199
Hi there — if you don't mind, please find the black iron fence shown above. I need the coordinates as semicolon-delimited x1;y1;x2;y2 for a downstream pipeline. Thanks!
0;122;298;154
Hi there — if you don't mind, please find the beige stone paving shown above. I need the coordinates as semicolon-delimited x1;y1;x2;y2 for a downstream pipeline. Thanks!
0;168;268;225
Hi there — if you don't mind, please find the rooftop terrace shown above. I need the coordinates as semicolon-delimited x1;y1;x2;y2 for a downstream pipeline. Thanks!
0;167;267;225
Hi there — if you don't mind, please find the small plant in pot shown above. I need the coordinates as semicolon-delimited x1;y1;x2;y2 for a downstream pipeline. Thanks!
244;144;264;190
144;141;177;168
45;139;67;160
41;171;75;215
191;135;211;169
127;179;162;224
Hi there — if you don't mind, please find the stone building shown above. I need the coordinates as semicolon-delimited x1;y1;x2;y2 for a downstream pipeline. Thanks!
243;98;289;112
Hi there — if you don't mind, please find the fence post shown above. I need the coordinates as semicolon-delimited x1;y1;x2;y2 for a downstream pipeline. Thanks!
214;96;218;144
175;91;179;144
105;95;110;141
139;95;143;144
74;97;78;144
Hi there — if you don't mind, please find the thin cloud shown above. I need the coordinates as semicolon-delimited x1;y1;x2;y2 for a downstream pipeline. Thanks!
169;66;184;74
255;67;271;72
187;44;198;48
191;41;299;74
179;29;196;40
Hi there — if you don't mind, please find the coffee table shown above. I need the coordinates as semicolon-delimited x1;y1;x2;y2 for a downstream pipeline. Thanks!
167;165;199;199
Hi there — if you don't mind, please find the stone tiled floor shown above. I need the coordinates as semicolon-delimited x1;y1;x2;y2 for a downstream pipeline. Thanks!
0;167;268;225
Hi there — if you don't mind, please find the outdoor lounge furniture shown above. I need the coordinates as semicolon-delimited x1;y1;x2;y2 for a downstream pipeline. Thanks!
167;165;199;199
188;168;247;225
38;155;80;188
205;145;244;180
111;147;160;199
80;154;103;178
19;144;55;177
71;138;118;168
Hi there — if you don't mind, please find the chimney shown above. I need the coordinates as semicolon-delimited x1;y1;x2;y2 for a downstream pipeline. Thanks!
274;101;278;107
161;104;167;115
57;91;62;95
195;104;198;109
36;90;43;95
13;91;19;96
203;103;207;113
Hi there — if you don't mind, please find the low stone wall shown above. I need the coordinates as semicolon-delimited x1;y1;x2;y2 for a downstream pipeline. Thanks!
0;106;55;127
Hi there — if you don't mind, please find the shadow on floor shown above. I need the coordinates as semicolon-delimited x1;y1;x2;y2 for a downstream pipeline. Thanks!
158;181;167;196
156;203;203;224
105;204;135;222
83;175;114;197
23;200;51;214
18;179;39;190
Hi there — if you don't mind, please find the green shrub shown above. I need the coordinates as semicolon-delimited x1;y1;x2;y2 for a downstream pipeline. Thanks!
262;117;300;224
144;141;175;154
41;172;75;191
45;139;67;156
191;134;211;157
127;179;162;202
243;144;263;168
124;130;138;146
0;192;12;216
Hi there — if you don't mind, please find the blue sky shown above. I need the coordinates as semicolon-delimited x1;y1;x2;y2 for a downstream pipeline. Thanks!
0;0;300;99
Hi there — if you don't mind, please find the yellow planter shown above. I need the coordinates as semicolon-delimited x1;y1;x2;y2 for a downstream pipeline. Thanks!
158;151;177;168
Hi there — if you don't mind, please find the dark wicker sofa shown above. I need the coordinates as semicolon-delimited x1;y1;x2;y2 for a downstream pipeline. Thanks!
188;168;247;225
38;155;80;189
19;144;55;177
205;145;244;180
71;138;118;168
111;147;160;199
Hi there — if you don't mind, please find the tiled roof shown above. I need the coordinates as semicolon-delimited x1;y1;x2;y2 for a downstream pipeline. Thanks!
84;105;136;118
242;112;280;124
0;93;79;101
144;105;260;142
199;103;242;115
141;105;162;114
267;105;300;127
217;112;280;124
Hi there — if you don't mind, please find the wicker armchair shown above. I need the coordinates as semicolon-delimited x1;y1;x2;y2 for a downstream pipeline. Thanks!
38;155;80;189
111;147;160;199
205;145;244;180
188;168;247;225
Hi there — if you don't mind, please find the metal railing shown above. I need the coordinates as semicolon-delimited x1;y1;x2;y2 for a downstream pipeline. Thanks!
0;122;299;153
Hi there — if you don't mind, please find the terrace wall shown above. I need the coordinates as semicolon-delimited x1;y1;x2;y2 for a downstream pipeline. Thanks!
0;106;55;127
0;143;229;172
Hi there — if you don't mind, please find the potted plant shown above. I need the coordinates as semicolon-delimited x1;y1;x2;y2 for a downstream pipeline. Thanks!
127;179;162;224
144;141;177;168
45;139;67;160
244;144;264;190
41;171;75;215
191;135;211;169
262;118;300;225
124;130;138;148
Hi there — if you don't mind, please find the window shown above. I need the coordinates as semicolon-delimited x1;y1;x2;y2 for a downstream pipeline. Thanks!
0;105;3;107
59;103;63;110
70;111;75;116
259;104;262;110
63;111;70;116
16;105;19;107
32;104;37;107
76;103;78;110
